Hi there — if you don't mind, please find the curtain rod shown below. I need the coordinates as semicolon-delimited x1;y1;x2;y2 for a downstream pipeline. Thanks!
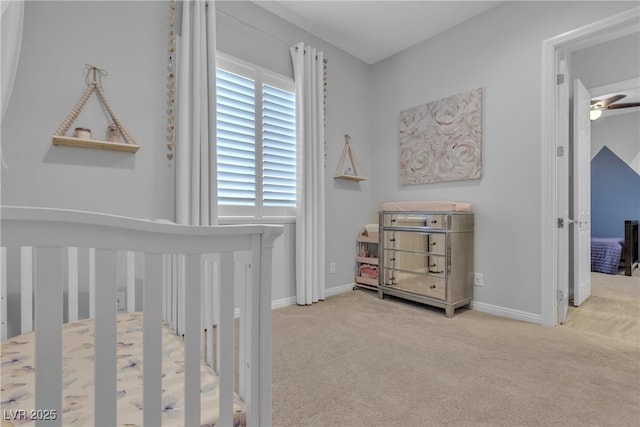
216;9;328;64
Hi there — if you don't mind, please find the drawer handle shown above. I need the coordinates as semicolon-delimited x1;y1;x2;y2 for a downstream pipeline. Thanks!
429;284;436;289
430;241;437;246
389;257;396;261
391;219;397;223
389;238;396;242
430;220;438;224
430;263;437;267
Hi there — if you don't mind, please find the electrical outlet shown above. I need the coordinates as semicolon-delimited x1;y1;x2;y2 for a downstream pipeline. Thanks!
330;262;336;274
116;292;125;311
474;273;484;287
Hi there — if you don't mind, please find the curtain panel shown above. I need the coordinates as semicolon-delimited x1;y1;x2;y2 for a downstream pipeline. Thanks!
1;0;24;121
290;43;326;305
175;0;218;226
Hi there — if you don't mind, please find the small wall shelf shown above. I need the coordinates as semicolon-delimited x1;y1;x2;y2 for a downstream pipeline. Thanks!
334;174;367;182
51;65;140;154
334;134;367;181
52;136;140;153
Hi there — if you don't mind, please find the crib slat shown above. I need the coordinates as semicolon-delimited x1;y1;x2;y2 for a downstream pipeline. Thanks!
1;247;6;341
218;252;234;427
246;234;275;426
143;253;163;426
67;247;79;322
184;254;201;426
34;247;63;426
89;248;96;319
171;254;178;331
202;256;214;366
127;251;136;312
237;255;249;400
21;247;33;334
94;249;117;426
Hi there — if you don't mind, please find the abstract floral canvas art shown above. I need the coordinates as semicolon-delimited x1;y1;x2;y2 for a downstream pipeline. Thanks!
399;88;482;185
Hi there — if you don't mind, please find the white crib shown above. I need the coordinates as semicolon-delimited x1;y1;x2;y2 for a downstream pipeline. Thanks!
0;206;282;426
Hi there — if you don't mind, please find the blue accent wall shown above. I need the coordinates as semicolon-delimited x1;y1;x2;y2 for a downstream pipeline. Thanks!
591;146;640;238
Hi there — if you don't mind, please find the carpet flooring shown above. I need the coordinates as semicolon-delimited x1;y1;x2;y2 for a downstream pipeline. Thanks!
271;274;640;427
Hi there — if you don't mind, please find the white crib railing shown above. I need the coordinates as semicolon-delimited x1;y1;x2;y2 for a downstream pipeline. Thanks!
0;206;282;426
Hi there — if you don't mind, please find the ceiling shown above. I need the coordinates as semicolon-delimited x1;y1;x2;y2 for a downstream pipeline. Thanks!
252;1;504;65
251;1;639;118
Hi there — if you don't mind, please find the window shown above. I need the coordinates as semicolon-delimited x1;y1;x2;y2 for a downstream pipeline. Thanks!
216;54;296;218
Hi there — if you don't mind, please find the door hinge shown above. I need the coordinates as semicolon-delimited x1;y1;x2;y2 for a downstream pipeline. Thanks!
557;218;564;228
556;74;565;85
558;289;566;301
556;146;564;157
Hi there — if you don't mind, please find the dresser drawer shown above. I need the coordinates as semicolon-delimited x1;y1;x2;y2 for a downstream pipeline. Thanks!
383;270;446;300
382;213;446;229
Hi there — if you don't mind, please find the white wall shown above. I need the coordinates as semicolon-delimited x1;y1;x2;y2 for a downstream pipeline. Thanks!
369;1;636;318
571;32;640;89
591;111;640;173
1;1;172;220
4;1;636;318
1;1;374;304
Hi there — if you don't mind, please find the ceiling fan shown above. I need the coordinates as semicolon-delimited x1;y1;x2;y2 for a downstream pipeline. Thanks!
590;94;640;120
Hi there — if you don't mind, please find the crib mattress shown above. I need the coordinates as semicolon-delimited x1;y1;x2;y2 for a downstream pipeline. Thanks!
1;313;245;427
380;201;471;212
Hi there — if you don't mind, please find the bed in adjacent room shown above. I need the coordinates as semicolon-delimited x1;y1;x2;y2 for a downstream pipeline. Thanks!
591;220;639;276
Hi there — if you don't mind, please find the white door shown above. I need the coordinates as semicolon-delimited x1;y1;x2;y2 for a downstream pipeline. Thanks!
556;52;570;324
572;79;592;307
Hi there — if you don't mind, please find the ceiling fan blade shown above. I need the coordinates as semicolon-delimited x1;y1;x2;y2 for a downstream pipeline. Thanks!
605;102;640;110
590;94;626;109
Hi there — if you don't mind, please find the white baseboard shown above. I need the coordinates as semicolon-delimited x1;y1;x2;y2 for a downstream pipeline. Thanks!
271;282;356;311
470;300;543;324
269;288;542;325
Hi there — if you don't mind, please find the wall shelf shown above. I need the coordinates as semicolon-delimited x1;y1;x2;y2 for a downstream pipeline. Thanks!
334;134;367;181
51;135;140;153
334;174;367;182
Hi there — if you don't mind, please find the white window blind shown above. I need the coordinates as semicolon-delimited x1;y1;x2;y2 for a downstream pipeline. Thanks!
216;69;256;206
216;55;296;217
262;84;296;207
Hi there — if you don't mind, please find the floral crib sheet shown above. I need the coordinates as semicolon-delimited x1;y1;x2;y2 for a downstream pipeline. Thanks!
1;313;245;426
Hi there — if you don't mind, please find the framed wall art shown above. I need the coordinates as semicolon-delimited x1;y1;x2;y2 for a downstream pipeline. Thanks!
399;88;482;185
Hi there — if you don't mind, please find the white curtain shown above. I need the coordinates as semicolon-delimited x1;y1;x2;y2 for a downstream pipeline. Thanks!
290;43;326;305
175;0;218;226
1;0;24;121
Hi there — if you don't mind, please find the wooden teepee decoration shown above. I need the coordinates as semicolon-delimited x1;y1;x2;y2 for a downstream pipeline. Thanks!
334;134;366;181
52;64;139;153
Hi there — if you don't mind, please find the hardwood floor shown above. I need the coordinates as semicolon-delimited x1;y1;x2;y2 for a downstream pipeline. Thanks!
563;268;640;344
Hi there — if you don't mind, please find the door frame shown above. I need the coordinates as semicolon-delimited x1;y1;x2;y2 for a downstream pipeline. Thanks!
540;7;640;327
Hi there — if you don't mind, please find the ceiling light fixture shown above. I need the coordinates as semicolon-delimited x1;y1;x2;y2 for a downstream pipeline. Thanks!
590;109;602;121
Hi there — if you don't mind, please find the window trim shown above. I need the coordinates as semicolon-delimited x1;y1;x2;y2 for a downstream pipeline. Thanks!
216;52;296;218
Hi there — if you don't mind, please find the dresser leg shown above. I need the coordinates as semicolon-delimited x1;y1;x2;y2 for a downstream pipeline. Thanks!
445;305;454;318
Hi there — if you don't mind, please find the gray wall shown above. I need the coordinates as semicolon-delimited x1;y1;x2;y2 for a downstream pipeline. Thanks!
1;1;172;220
571;32;640;89
2;1;637;319
369;1;636;317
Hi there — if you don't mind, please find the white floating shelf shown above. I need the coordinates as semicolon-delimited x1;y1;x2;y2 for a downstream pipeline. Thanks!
52;135;140;153
334;174;367;182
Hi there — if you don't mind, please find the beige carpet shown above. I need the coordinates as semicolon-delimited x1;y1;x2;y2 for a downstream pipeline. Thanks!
271;285;640;426
564;269;640;343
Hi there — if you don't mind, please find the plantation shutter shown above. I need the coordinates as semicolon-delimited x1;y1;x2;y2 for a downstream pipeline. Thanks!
216;69;256;206
262;84;296;207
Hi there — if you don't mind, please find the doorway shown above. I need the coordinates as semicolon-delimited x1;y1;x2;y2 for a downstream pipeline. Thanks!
541;7;640;327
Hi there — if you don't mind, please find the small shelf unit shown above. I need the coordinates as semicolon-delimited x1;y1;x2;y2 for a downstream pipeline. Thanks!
355;230;379;290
